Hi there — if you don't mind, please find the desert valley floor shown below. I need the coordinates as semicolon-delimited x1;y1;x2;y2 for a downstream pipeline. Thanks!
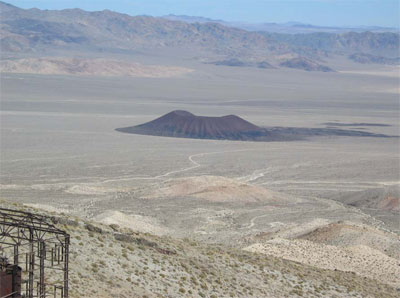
1;61;399;295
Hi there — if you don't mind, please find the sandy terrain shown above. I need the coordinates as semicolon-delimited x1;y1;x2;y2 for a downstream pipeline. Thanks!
244;218;400;288
94;210;170;236
340;66;399;78
0;57;193;78
245;238;400;287
141;175;287;203
299;222;400;259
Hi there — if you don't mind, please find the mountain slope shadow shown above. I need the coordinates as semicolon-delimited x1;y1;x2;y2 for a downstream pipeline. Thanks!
116;110;394;141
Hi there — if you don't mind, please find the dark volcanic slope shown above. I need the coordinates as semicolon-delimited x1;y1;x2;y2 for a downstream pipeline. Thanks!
116;110;269;141
116;110;394;141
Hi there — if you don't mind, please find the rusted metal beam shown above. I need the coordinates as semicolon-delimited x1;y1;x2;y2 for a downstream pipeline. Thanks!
0;208;70;298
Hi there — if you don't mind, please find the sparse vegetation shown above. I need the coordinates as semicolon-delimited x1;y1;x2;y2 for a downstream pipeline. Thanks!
1;201;397;298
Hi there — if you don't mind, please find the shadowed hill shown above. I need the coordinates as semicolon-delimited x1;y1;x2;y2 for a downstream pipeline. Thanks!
334;185;399;212
280;57;334;72
116;110;395;141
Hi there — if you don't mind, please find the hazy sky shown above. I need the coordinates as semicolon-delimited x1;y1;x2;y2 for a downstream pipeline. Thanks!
5;0;400;27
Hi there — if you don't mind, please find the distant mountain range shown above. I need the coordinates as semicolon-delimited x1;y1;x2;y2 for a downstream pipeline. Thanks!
0;1;399;73
162;14;399;34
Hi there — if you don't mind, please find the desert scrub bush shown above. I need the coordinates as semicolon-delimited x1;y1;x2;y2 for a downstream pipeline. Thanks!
180;262;189;271
91;263;99;273
191;276;199;285
290;289;304;296
178;288;186;294
201;283;208;290
107;250;115;257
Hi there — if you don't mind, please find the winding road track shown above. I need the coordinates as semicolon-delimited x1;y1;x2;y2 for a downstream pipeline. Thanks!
98;149;254;184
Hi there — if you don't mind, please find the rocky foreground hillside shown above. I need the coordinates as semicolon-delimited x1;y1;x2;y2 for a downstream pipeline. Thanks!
1;199;398;298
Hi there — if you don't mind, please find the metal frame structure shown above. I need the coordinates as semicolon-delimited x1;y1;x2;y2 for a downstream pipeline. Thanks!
0;208;69;298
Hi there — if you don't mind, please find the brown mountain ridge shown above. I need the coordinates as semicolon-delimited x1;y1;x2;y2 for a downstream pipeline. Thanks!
1;1;398;71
